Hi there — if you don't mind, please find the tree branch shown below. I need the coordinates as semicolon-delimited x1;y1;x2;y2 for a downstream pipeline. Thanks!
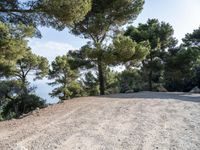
0;8;35;13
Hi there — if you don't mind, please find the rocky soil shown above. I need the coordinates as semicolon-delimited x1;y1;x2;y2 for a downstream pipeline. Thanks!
0;92;200;150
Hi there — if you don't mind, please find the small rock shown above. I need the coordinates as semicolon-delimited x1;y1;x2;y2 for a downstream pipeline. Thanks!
190;86;200;93
125;90;134;93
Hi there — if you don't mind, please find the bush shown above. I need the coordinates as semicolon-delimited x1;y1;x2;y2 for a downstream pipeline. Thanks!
1;94;46;120
118;69;142;93
105;69;119;94
82;71;99;96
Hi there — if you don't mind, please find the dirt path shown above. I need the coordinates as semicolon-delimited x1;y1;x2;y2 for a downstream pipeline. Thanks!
0;92;200;150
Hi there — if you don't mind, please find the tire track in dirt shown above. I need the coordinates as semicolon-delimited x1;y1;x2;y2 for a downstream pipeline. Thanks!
15;104;89;149
0;100;91;149
15;99;120;150
0;92;200;150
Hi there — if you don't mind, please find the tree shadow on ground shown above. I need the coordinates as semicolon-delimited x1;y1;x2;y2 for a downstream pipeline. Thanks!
100;91;200;103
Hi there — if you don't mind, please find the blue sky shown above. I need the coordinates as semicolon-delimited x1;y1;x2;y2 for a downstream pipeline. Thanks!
28;0;200;103
29;0;200;61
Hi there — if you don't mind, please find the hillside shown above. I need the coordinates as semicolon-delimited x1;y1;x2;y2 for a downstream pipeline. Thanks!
0;92;200;150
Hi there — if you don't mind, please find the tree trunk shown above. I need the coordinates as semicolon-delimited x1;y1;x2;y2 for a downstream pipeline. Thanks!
148;70;153;91
22;77;28;95
148;54;153;91
14;104;19;118
98;59;105;95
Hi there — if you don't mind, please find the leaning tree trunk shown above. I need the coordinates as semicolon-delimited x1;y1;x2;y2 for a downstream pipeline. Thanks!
98;59;105;95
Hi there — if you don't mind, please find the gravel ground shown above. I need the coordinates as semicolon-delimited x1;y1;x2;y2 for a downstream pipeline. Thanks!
0;92;200;150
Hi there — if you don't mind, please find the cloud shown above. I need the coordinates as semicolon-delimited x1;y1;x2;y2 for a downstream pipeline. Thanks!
29;40;77;62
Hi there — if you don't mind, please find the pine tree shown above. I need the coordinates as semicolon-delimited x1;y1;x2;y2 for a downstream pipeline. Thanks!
0;0;92;29
49;55;84;100
125;19;177;90
70;0;145;95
